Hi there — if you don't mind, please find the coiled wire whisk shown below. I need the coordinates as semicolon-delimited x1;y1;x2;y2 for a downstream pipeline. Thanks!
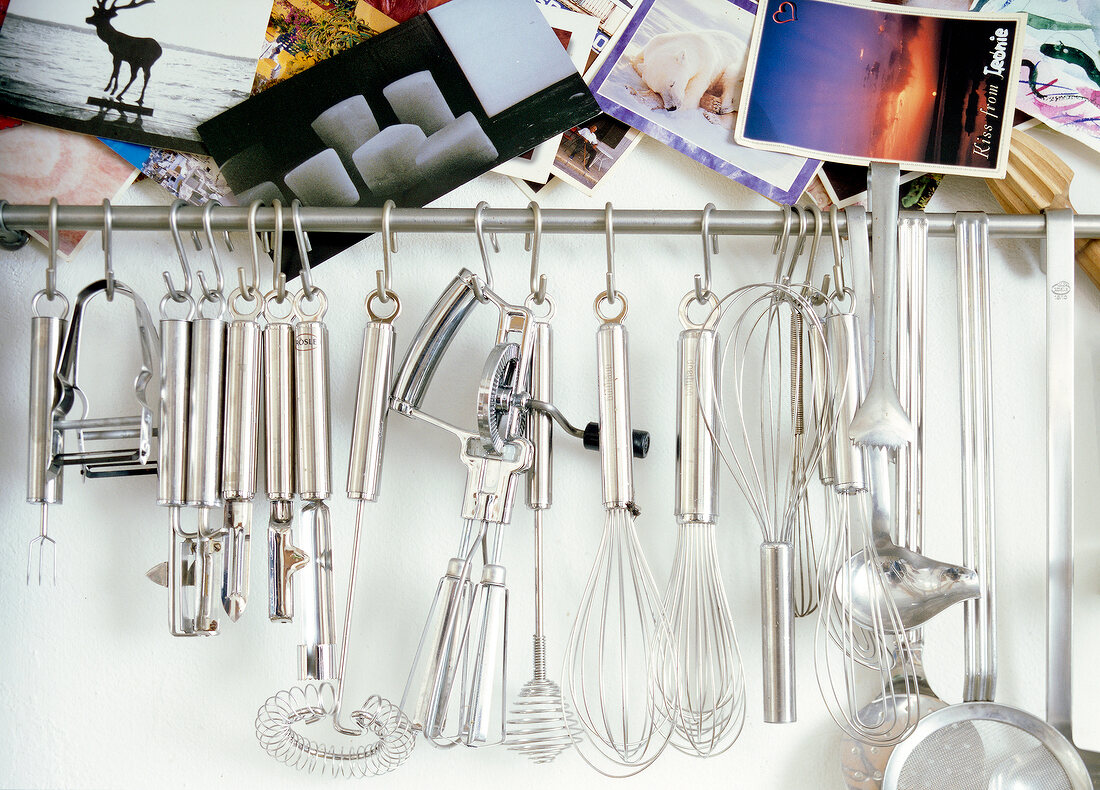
507;633;583;763
255;683;415;777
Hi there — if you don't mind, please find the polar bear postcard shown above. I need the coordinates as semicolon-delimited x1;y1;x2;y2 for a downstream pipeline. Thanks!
735;0;1026;177
589;0;819;203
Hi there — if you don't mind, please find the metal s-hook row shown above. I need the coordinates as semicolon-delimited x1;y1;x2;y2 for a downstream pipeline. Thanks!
0;199;30;250
472;201;499;303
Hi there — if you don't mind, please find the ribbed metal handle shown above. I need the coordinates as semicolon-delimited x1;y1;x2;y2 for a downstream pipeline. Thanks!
597;321;633;507
294;319;331;501
676;327;718;523
186;317;226;508
222;319;261;500
347;320;395;502
157;318;190;506
27;315;65;506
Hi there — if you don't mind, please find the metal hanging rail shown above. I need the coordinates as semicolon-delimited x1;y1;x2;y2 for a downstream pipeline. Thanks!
3;203;1100;241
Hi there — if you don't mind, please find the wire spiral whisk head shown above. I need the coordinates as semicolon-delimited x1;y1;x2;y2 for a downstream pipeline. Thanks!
506;654;583;764
255;683;416;777
660;520;746;757
563;506;675;777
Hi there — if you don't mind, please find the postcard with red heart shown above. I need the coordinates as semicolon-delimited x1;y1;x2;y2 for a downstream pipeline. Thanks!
735;0;1026;177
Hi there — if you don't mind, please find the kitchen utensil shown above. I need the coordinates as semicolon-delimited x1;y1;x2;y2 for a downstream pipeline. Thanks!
849;163;913;450
704;280;836;724
659;288;746;757
563;278;674;775
506;241;583;765
1042;209;1100;784
985;128;1100;290
880;210;1093;790
255;241;415;776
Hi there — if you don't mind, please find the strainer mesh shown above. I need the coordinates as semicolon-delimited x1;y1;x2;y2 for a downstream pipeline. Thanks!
895;718;1071;790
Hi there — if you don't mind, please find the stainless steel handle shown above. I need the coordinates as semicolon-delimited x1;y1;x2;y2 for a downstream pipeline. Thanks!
263;322;295;502
676;327;719;523
347;320;395;502
294;319;331;501
761;541;795;723
464;564;508;746
186;317;226;508
526;320;553;510
27;315;65;506
298;501;336;680
222;319;262;500
826;312;867;494
268;518;306;623
390;270;478;414
597;321;633;508
158;319;190;506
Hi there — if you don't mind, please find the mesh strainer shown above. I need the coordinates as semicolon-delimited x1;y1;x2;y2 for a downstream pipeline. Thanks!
882;702;1092;790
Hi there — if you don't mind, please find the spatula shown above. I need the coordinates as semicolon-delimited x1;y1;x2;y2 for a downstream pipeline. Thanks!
985;129;1100;289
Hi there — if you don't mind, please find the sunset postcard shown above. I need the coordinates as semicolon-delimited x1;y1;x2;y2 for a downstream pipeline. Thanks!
735;0;1025;176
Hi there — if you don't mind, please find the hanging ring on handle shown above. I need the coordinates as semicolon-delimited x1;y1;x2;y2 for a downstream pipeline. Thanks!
271;198;287;303
291;199;316;301
240;200;264;302
102;199;115;301
526;201;546;304
603;202;619;306
165;200;193;302
0;200;30;250
45;198;60;301
198;200;226;302
472;201;498;303
376;199;397;304
695;202;717;304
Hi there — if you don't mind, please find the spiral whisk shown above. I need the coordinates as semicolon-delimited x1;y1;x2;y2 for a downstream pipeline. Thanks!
255;684;415;777
507;633;582;763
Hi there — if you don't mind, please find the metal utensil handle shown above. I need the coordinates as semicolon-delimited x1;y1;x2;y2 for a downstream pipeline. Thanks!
298;500;337;680
27;315;66;505
826;313;867;493
186;317;226;508
390;270;478;414
1043;209;1075;733
597;321;634;507
222;319;261;500
676;326;719;522
464;565;508;746
158;318;190;506
527;319;553;510
347;320;395;502
295;319;331;501
761;541;796;723
954;213;996;703
263;322;295;501
897;213;928;551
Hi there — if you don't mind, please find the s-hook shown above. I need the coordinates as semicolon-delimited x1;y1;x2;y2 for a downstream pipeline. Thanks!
377;200;397;305
102;199;115;301
472;201;499;303
165;200;194;303
603;202;620;307
291;199;318;301
527;202;546;305
695;202;718;304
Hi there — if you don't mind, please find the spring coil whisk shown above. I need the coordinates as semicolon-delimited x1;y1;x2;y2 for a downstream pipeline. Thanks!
255;683;415;777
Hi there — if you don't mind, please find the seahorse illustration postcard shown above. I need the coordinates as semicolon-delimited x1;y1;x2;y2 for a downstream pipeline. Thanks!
735;0;1026;177
976;0;1100;155
0;0;273;153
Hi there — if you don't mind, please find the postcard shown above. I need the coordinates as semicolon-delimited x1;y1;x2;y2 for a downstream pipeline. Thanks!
736;0;1026;177
253;1;397;94
198;0;600;275
0;119;138;259
534;0;637;73
492;4;598;183
819;163;939;208
588;0;819;203
975;0;1100;155
0;0;273;154
358;0;453;24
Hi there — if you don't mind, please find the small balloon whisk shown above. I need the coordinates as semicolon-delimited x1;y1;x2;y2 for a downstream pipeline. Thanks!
704;282;838;724
563;289;675;776
658;292;746;757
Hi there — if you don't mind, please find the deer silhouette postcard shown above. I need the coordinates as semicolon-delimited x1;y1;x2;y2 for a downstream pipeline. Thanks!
0;0;272;153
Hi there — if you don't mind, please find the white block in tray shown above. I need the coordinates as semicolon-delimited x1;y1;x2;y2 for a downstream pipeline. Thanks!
284;148;360;206
415;112;498;181
352;124;428;197
429;0;578;117
311;95;380;155
383;71;454;136
234;180;286;206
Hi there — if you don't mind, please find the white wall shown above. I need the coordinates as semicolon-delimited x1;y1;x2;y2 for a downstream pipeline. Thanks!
1;127;1098;789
